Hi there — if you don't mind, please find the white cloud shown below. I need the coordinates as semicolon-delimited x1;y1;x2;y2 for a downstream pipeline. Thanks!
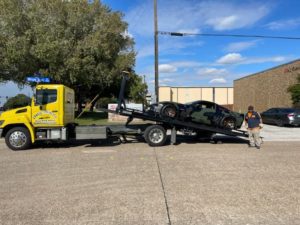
177;28;201;34
224;40;258;52
121;30;133;38
217;53;245;64
205;3;269;31
149;78;174;86
171;61;203;68
159;64;177;73
209;78;227;84
197;68;228;76
243;56;288;64
206;15;239;31
126;1;271;36
216;53;289;65
161;78;174;82
266;18;300;30
136;38;204;58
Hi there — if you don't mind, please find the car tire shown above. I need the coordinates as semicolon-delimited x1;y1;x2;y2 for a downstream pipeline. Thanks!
160;104;177;119
222;117;236;129
5;127;32;151
276;120;284;127
144;125;167;147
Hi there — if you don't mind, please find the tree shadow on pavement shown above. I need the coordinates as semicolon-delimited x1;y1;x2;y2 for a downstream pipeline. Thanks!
171;134;249;145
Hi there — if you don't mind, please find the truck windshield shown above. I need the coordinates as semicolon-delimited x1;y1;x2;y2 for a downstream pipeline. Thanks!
36;89;57;105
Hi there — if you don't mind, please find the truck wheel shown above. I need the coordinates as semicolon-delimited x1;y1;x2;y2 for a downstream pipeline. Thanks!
144;125;167;147
5;127;32;151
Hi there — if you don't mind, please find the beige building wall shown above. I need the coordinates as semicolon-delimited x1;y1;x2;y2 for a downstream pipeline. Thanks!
234;59;300;113
215;88;228;105
228;88;234;105
201;88;213;102
159;87;171;102
159;86;233;105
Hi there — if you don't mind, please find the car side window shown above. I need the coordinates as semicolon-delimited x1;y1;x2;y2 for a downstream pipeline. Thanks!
266;108;275;113
193;102;215;111
202;103;215;109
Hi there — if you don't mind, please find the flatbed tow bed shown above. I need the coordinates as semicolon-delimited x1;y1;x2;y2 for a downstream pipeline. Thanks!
102;107;249;147
98;73;248;146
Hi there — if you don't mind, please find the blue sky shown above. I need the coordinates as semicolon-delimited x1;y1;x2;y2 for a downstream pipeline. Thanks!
103;0;300;92
1;0;300;105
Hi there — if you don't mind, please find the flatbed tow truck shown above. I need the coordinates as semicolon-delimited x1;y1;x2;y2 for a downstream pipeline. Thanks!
0;73;248;150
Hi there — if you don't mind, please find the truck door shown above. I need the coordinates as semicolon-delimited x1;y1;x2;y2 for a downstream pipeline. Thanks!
32;88;60;126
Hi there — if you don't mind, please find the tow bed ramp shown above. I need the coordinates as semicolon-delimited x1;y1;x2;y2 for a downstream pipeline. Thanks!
101;73;248;146
103;107;248;146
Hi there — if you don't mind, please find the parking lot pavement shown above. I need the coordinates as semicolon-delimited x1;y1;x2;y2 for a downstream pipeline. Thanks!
260;124;300;141
0;140;300;225
0;142;169;225
156;142;300;225
239;124;300;142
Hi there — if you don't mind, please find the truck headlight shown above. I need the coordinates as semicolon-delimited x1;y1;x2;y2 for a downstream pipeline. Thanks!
0;120;4;126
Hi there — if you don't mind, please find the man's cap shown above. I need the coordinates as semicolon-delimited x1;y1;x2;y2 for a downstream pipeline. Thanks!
248;105;254;110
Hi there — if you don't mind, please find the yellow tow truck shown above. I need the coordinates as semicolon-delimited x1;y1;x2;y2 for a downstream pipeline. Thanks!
0;75;250;150
0;84;108;150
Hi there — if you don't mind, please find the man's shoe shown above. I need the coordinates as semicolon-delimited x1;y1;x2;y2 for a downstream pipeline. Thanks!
256;146;261;149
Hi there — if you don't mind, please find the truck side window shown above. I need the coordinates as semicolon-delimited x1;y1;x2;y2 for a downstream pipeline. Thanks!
36;89;57;105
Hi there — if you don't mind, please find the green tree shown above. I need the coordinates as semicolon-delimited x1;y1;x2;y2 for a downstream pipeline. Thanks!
0;0;136;111
287;74;300;108
128;74;148;104
3;94;31;110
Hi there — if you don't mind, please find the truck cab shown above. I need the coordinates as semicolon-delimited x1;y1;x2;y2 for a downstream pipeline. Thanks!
0;84;75;150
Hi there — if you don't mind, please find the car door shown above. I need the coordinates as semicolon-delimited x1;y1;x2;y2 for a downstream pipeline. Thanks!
274;109;285;124
32;88;60;126
261;108;275;124
269;108;280;124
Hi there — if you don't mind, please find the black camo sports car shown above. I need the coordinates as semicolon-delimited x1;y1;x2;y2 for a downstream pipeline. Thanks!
148;100;244;129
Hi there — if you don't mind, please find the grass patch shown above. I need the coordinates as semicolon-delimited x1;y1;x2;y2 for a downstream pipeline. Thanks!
75;111;152;126
75;111;109;125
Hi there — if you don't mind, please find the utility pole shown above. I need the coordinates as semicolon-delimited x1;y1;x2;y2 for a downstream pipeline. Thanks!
154;0;159;103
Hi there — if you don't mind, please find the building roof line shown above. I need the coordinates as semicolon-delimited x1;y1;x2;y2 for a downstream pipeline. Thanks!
160;86;233;88
234;58;300;82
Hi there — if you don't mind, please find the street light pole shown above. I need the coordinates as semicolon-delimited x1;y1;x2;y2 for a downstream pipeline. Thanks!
154;0;159;103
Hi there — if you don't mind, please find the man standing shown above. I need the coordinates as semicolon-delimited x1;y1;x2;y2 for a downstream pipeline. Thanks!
245;105;263;149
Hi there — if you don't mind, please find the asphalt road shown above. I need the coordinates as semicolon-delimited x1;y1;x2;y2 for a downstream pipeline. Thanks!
0;139;299;225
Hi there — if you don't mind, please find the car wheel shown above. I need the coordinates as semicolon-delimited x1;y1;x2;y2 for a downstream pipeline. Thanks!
5;127;32;151
160;104;177;118
276;120;284;127
222;117;236;129
144;125;167;147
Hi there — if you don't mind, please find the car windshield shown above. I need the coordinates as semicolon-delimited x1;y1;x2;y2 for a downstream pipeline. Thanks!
280;108;295;113
185;101;198;105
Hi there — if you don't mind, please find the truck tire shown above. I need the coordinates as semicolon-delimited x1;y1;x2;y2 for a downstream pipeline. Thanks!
5;127;32;151
144;125;167;147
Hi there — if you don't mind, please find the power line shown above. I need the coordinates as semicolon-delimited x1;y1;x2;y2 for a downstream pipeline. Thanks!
159;31;300;40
